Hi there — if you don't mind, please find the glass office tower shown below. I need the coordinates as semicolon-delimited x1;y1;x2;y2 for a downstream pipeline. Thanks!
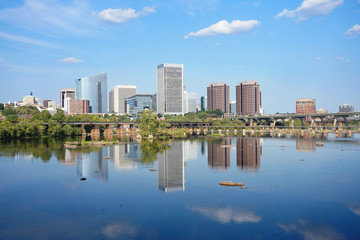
76;73;107;113
157;63;184;115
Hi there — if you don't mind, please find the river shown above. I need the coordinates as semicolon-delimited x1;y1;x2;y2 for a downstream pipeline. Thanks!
0;135;359;239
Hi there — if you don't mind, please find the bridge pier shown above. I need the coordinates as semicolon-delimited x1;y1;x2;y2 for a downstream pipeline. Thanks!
90;125;100;135
117;125;126;134
81;124;86;136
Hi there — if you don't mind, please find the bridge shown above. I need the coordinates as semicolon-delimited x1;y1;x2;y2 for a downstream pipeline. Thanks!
57;112;359;134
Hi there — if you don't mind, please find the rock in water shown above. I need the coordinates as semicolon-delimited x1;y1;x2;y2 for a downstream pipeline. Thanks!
104;156;110;159
241;187;248;189
218;181;244;187
316;142;324;147
149;169;157;171
80;177;87;181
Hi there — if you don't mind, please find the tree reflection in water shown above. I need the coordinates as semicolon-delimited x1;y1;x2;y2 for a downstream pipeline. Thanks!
140;140;171;164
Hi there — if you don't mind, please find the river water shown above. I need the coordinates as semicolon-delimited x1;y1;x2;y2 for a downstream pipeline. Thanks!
0;135;360;239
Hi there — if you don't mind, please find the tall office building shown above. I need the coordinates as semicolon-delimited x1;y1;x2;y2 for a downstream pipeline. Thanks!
183;91;197;114
59;89;76;109
109;85;136;114
230;101;236;114
69;99;90;114
296;98;316;114
339;104;354;113
236;81;261;116
157;63;184;115
75;73;107;113
109;90;114;113
200;96;207;111
207;82;230;112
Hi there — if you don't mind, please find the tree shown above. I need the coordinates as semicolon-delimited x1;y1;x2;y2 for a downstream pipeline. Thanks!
6;115;18;123
0;103;4;110
3;108;16;116
139;110;170;138
52;109;66;123
294;119;302;127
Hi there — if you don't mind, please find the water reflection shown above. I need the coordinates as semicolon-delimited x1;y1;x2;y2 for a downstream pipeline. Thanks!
279;220;344;240
109;144;139;170
64;149;77;165
77;148;108;181
208;138;231;170
296;139;316;152
190;206;262;224
236;137;262;171
101;222;138;239
158;141;185;192
348;202;360;216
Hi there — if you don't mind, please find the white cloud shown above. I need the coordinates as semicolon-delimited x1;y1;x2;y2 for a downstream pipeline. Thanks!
96;6;155;24
185;19;260;38
336;56;350;63
190;206;262;224
58;57;84;64
315;56;321;61
0;31;58;48
345;24;360;38
275;0;343;21
0;0;100;36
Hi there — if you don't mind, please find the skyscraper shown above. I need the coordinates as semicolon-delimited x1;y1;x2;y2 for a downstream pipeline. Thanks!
183;91;197;114
110;85;136;114
157;63;184;115
59;89;76;109
236;81;261;116
207;82;230;112
200;96;207;111
75;73;107;113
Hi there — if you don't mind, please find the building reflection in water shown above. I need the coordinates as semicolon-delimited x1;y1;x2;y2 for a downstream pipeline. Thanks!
158;141;185;192
77;147;108;181
236;137;262;171
183;140;198;163
64;149;77;165
207;138;231;170
200;141;207;156
109;144;139;170
296;139;316;152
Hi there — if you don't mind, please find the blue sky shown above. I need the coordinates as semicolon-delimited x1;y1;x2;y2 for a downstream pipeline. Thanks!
0;0;359;113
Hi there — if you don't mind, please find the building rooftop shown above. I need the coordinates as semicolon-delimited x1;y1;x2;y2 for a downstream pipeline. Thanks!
237;81;259;86
208;82;228;87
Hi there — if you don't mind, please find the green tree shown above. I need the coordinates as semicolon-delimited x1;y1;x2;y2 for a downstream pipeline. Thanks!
0;103;4;111
294;119;302;127
52;109;66;122
3;108;16;116
6;115;18;123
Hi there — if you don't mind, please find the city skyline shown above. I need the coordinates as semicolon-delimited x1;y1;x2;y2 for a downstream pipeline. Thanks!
0;0;359;113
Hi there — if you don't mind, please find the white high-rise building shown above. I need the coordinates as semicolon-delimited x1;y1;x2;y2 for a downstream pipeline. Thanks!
183;91;197;114
157;63;184;115
110;85;136;114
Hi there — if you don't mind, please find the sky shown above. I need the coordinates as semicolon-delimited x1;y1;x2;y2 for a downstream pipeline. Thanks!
0;0;359;114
